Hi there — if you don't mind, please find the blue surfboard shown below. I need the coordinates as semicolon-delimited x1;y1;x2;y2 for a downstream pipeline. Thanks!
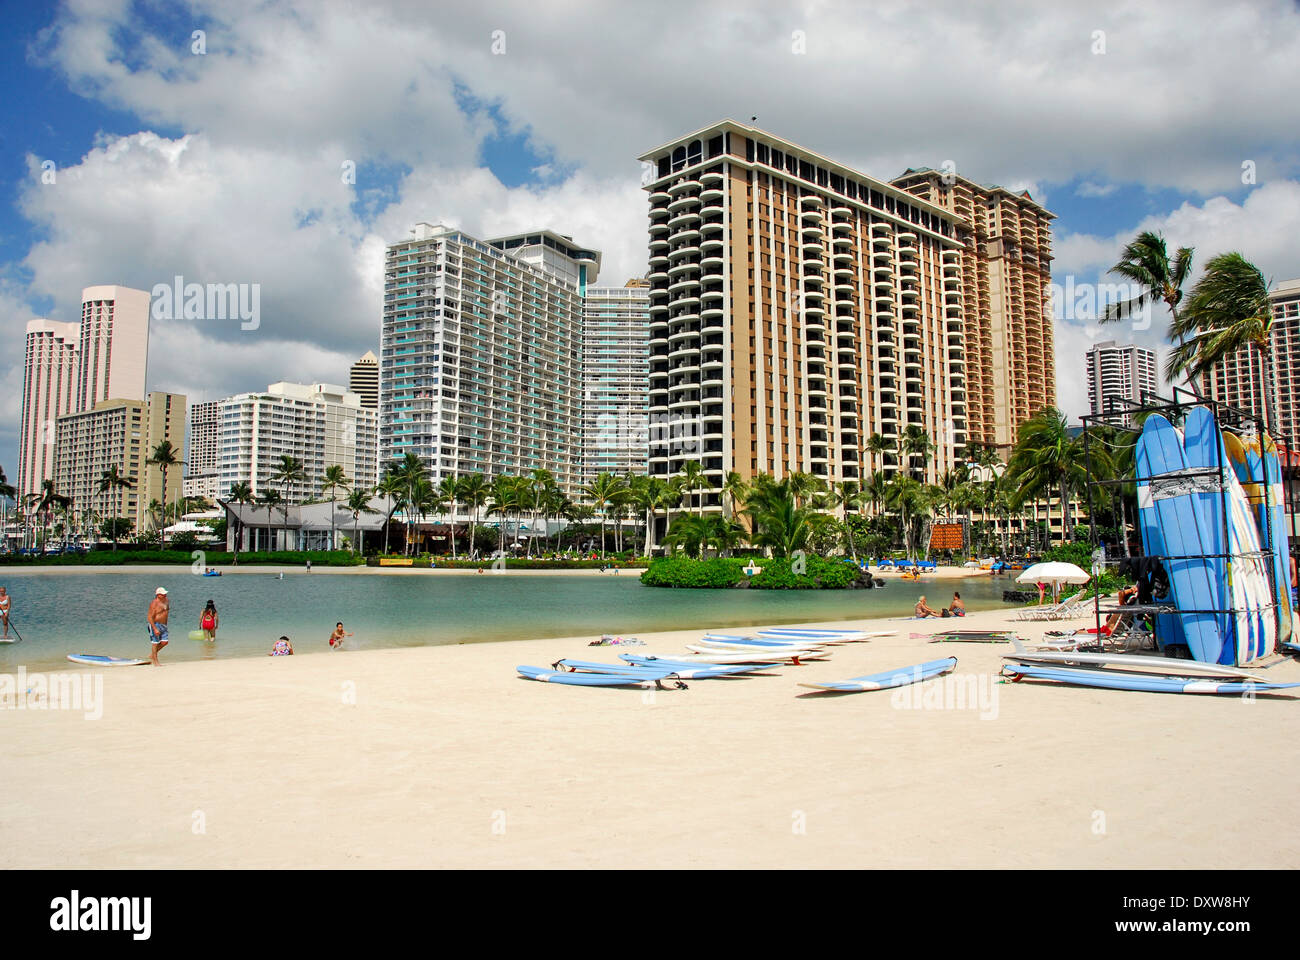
1132;422;1186;651
619;654;780;673
798;657;957;693
1135;415;1225;662
552;659;756;679
1002;661;1299;695
516;665;676;686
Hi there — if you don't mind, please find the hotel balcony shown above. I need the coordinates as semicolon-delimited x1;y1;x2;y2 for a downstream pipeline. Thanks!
700;235;724;253
833;265;854;280
649;255;669;271
832;236;854;251
648;268;669;283
700;185;724;203
700;170;724;186
669;243;701;262
668;178;701;196
667;194;701;214
668;211;701;231
700;220;723;237
668;262;700;281
649;190;671;204
800;194;824;209
649;222;670;238
701;202;725;218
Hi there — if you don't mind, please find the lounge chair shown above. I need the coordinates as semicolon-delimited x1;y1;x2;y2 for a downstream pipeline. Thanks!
1014;589;1089;622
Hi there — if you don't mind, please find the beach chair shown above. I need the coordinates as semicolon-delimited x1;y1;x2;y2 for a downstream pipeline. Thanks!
1014;589;1088;622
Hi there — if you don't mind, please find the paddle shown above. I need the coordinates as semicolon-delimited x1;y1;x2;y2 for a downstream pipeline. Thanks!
5;617;23;643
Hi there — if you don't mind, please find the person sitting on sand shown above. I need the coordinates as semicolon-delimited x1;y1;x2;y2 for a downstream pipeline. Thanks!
949;591;965;617
268;635;293;656
328;621;353;650
915;595;942;618
199;599;219;642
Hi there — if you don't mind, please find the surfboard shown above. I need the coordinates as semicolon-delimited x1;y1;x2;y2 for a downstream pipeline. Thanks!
552;659;762;679
620;654;782;672
680;644;826;661
1003;639;1267;680
697;636;824;650
1262;433;1295;646
1183;407;1273;664
1135;414;1224;662
65;654;149;666
0;638;18;644
757;628;872;642
516;665;676;687
1001;661;1299;695
798;657;958;692
1134;420;1188;652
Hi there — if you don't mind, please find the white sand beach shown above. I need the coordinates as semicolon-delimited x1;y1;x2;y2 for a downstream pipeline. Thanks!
2;605;1296;869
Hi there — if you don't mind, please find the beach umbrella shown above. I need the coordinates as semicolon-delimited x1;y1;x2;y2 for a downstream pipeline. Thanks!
1016;561;1090;603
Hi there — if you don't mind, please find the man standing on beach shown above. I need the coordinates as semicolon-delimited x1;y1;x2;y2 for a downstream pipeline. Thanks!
147;587;170;665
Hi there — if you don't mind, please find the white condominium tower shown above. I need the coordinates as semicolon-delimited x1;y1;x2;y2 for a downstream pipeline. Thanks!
891;169;1056;454
582;282;651;480
76;285;151;413
17;319;80;501
218;382;378;501
1085;340;1157;424
639;120;969;506
380;223;596;494
183;400;222;500
1203;277;1300;443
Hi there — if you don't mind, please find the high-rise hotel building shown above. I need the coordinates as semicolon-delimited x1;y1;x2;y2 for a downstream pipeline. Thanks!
582;282;651;479
1085;340;1157;425
183;400;222;501
639;120;970;504
75;285;151;413
17;319;81;502
891;169;1056;453
380;224;596;494
350;351;379;410
1203;277;1300;445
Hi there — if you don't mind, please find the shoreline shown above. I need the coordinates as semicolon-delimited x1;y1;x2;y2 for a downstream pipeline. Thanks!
3;603;1296;868
0;561;997;579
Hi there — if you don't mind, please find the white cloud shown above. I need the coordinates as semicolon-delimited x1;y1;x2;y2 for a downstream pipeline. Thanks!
1075;181;1117;198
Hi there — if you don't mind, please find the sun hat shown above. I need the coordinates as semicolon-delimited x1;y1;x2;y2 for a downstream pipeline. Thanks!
156;587;168;595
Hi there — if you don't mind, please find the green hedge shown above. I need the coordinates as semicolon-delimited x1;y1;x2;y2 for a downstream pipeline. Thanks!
367;556;647;570
640;556;861;589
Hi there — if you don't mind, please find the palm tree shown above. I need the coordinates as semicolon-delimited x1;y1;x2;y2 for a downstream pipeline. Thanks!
319;465;352;552
345;487;378;555
268;454;306;550
458;473;489;559
525;469;554;558
376;471;405;555
746;483;815;559
831;480;863;561
1101;230;1194;344
662;514;712;558
96;464;134;550
679;460;709;517
628;475;663;558
866;432;894;473
885;475;928;559
1167;252;1280;431
899;426;934;481
28;480;72;550
708;515;749;557
389;454;428;555
583;472;623;557
259;489;283;550
437;474;462;558
146;440;183;548
1007;407;1106;543
227;481;255;558
721;471;749;520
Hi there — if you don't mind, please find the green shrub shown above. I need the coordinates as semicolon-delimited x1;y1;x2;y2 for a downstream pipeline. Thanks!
640;555;859;589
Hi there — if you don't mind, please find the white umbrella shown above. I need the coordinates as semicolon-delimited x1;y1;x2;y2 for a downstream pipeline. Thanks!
1016;561;1090;603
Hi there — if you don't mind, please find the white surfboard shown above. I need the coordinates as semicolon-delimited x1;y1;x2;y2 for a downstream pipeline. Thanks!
1004;639;1267;680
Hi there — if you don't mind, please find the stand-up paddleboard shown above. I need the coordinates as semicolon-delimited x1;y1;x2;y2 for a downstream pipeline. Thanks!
620;654;781;673
696;637;823;651
756;628;873;642
0;638;18;644
917;630;1015;643
552;659;761;679
1135;415;1225;663
1262;433;1295;646
1226;429;1295;648
1183;408;1273;664
1001;661;1299;695
1003;639;1267;680
703;634;824;646
66;654;149;666
516;665;678;687
681;644;825;662
798;657;957;693
1134;420;1188;653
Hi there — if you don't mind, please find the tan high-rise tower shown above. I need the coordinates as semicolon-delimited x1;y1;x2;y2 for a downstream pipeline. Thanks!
891;170;1056;455
76;285;151;413
639;120;969;508
349;350;379;411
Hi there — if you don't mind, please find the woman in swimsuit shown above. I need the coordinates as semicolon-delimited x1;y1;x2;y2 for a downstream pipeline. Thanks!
328;622;353;650
268;636;293;656
199;600;219;642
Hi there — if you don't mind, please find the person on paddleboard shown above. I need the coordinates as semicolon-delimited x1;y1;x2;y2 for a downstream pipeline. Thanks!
199;599;219;642
0;586;11;639
147;587;170;665
328;621;353;650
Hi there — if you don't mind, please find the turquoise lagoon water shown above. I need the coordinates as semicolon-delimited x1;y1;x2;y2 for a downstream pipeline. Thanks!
0;569;1017;672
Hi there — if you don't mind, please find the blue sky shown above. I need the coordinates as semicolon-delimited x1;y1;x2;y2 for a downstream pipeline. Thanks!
3;0;1299;484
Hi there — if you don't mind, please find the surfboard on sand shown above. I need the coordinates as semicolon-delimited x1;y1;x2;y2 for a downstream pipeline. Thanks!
1000;661;1299;695
66;654;149;666
1183;407;1273;664
1003;639;1268;680
619;654;779;674
552;658;761;679
516;665;680;687
1135;414;1225;663
798;657;957;693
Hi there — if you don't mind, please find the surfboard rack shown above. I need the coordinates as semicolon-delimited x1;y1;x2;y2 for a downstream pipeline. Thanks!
1080;386;1296;662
